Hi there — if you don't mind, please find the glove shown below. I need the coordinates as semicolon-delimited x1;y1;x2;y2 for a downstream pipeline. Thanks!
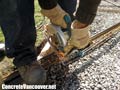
64;20;91;54
41;5;70;29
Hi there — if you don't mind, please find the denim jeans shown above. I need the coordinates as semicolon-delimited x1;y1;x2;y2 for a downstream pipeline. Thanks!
0;0;36;67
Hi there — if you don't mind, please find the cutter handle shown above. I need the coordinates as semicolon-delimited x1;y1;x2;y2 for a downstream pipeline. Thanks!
64;15;72;38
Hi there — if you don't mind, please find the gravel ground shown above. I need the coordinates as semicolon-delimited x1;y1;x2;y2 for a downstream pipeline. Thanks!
0;0;120;90
62;1;120;90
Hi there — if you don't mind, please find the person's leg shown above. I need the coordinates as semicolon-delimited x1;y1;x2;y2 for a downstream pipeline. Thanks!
0;0;46;84
58;0;77;21
0;0;36;67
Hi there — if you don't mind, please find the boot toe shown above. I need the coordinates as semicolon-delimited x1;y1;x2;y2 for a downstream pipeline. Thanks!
25;67;46;85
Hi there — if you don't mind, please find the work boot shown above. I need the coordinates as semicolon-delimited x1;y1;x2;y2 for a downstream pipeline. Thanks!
18;61;46;85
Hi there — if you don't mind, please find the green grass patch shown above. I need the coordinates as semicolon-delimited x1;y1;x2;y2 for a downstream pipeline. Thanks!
34;0;44;45
0;28;4;42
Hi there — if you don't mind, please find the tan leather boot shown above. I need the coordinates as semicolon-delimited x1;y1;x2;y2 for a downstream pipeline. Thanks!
18;61;46;85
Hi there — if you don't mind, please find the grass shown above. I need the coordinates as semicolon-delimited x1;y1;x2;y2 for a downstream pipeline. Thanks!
0;28;4;42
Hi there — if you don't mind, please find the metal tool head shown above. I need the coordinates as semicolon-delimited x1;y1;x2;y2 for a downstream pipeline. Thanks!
45;24;71;51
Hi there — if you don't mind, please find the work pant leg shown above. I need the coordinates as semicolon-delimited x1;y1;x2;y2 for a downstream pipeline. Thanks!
58;0;77;21
0;0;37;67
38;0;57;9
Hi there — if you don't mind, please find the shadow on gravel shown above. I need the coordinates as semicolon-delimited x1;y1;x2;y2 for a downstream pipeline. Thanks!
63;72;80;90
45;64;80;90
